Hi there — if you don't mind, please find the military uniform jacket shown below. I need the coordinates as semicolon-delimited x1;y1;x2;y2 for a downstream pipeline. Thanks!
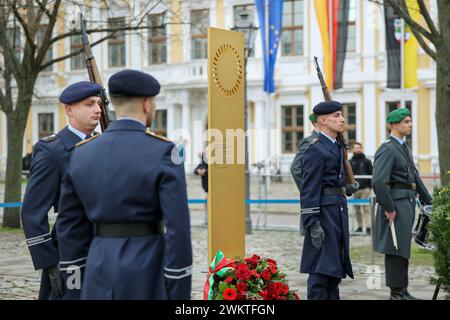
21;127;82;299
56;120;193;300
300;133;353;279
372;136;432;259
290;130;320;192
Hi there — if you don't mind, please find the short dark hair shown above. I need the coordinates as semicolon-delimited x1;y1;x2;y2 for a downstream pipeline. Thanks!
352;142;363;148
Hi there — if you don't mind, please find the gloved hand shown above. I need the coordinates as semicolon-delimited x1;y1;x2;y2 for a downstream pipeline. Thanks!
345;181;360;195
46;263;64;299
309;221;325;250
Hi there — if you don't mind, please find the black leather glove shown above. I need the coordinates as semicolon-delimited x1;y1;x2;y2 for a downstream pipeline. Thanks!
309;221;325;250
345;181;360;195
46;263;64;299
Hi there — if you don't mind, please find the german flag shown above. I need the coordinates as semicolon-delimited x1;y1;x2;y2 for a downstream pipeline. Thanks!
314;0;350;89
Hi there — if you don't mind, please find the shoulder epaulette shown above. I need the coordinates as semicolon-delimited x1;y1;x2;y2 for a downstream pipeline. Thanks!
382;140;391;144
75;134;100;147
42;134;57;142
311;137;319;144
145;129;170;142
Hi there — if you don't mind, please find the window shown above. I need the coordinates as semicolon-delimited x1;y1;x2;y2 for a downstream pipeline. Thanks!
346;0;357;52
148;13;167;65
281;0;304;56
70;34;84;70
108;17;126;67
386;101;412;149
342;103;357;147
6;27;21;61
37;25;53;71
191;9;209;59
151;110;167;137
38;113;54;139
282;105;304;153
234;4;255;57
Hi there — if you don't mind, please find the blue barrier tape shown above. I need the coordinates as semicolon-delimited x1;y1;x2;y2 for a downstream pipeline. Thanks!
0;202;22;208
1;199;371;207
188;199;371;205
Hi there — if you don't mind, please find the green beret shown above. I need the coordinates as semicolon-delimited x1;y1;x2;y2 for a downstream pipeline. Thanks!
386;108;411;124
309;113;317;123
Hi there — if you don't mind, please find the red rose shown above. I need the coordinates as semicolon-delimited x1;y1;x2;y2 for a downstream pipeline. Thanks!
293;292;300;300
250;270;260;278
262;270;271;281
269;265;278;274
278;296;287;300
267;258;277;265
223;288;237;300
236;281;248;292
281;284;289;295
237;263;249;272
258;289;270;300
251;254;260;261
224;276;234;284
236;270;251;281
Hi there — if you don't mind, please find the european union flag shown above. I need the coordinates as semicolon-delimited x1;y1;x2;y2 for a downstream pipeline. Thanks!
255;0;283;93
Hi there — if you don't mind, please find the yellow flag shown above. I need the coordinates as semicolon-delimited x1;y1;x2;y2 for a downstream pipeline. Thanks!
404;0;419;88
314;0;332;89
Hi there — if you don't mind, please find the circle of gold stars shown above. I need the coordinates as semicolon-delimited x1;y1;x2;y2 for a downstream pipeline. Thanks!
211;44;243;98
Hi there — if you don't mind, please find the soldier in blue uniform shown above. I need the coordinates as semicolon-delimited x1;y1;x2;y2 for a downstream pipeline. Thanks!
300;101;354;300
21;81;102;299
56;69;193;300
291;114;321;235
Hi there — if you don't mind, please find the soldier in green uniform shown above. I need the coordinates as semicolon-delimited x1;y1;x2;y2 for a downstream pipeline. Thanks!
372;108;432;300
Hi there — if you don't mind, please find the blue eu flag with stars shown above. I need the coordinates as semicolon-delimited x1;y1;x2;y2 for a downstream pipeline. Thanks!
255;0;283;93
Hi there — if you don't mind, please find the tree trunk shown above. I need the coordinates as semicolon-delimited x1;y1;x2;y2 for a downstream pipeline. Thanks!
436;1;450;186
2;112;28;228
435;56;450;187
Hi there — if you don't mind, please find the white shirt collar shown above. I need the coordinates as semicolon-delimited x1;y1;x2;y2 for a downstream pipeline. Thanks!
390;134;405;145
320;131;337;144
67;124;88;140
117;117;146;126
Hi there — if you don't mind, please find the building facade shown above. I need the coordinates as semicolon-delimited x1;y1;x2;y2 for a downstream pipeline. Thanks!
0;0;440;175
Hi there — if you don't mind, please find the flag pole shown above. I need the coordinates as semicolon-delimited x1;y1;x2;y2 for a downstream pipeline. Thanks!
400;18;405;109
265;0;271;171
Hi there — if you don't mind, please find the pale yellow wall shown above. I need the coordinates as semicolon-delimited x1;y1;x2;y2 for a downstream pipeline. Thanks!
170;0;183;63
375;87;381;147
0;113;3;157
418;54;431;69
59;104;68;131
215;0;225;28
417;84;431;173
24;110;33;154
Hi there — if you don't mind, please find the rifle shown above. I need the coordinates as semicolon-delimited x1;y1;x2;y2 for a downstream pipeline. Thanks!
80;13;115;131
313;56;359;193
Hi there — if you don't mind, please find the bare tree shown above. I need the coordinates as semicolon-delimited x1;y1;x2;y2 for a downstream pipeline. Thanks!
370;0;450;186
0;0;176;227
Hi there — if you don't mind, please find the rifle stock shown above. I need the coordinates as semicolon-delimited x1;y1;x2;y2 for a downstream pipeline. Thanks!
80;14;115;131
313;56;357;188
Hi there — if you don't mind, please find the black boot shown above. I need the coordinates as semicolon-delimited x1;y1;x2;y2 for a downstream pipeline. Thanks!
390;288;407;300
402;288;421;300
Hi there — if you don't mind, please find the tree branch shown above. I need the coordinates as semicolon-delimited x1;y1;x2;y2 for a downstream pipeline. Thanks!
0;11;22;78
39;33;112;71
48;24;157;47
385;0;436;44
11;2;36;52
34;0;52;19
36;0;61;66
417;0;439;38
